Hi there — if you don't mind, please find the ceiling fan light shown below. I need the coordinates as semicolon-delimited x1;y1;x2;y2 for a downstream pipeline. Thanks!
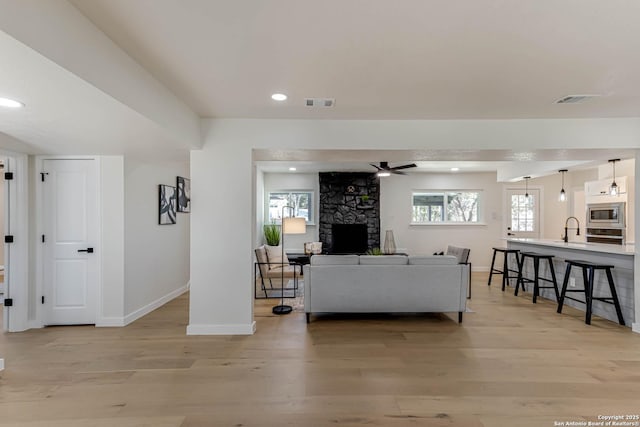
377;171;391;177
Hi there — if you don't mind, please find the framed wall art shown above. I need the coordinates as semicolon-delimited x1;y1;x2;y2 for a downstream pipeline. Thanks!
177;176;191;213
159;184;177;225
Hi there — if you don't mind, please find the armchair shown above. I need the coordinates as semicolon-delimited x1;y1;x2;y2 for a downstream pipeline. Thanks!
254;245;302;299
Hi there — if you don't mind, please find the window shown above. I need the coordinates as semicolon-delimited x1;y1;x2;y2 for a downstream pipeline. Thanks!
412;191;480;224
267;191;314;224
510;193;536;232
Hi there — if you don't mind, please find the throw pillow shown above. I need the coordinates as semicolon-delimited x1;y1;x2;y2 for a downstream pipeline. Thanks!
265;245;289;270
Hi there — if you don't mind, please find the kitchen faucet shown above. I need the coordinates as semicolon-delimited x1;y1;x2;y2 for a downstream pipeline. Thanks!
563;216;581;243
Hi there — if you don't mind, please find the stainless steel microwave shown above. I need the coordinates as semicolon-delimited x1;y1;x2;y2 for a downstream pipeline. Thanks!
586;202;625;229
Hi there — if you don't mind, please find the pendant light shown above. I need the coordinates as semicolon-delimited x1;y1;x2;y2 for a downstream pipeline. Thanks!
609;159;620;196
558;169;568;202
523;176;531;198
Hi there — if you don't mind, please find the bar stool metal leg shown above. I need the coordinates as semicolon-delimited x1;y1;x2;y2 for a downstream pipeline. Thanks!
584;266;593;325
557;263;572;313
501;252;509;291
548;258;560;302
515;254;525;296
532;256;541;303
605;268;626;326
488;250;497;286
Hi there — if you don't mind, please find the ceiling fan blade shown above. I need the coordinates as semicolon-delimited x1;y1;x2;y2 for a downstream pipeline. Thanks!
370;163;382;171
390;170;407;175
391;163;417;170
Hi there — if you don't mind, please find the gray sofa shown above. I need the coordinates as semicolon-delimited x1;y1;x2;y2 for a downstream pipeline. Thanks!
302;254;469;323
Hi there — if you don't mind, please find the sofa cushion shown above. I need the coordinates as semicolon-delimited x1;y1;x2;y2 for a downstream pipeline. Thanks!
310;255;360;265
265;245;289;270
408;255;458;265
359;255;408;265
446;245;470;264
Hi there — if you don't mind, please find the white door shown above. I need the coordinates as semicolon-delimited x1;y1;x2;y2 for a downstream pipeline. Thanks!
43;159;99;325
505;188;541;239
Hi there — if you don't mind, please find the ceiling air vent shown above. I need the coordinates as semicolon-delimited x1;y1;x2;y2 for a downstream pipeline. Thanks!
305;98;335;108
556;95;599;104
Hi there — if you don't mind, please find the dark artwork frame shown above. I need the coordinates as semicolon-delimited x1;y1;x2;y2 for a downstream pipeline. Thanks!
177;176;191;213
159;184;177;225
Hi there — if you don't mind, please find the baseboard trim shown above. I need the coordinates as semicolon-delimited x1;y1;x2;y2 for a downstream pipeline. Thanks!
187;321;256;336
120;282;190;327
633;323;640;334
96;317;126;327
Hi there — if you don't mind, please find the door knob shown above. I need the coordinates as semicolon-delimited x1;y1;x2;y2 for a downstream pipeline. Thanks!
77;248;94;253
507;232;515;236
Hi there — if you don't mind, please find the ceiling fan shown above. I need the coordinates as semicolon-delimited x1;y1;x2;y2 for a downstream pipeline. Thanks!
370;161;417;176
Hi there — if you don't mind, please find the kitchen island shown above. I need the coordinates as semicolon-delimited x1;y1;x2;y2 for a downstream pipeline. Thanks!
506;238;634;326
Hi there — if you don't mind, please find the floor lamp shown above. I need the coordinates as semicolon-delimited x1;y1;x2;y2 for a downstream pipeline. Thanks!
273;206;306;315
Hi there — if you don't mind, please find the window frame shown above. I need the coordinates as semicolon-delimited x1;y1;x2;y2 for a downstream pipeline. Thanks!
410;189;484;226
266;190;315;225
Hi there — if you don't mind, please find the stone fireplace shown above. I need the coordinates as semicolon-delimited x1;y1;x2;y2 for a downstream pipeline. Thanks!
319;172;380;252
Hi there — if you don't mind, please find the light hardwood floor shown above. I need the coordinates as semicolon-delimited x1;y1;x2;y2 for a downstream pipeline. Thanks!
1;273;640;427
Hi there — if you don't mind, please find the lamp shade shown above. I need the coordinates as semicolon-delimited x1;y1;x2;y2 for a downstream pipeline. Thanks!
282;217;306;234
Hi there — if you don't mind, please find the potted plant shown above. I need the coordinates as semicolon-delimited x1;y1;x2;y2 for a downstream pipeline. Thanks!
360;195;370;204
263;223;280;246
365;247;383;255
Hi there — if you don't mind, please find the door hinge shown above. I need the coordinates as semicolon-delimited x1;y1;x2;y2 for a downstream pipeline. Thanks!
4;298;13;307
41;296;45;304
40;172;48;182
42;234;45;243
5;235;14;243
4;172;13;180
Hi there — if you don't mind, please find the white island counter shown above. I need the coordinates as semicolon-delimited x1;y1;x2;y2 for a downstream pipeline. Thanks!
506;238;635;326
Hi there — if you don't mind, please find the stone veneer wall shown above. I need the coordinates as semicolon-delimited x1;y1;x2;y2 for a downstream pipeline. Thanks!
319;172;380;251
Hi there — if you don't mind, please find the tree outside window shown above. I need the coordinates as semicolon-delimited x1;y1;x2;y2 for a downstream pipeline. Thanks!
412;191;480;223
268;191;313;223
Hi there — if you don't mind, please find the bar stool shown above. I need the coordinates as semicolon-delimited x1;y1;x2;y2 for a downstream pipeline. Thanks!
557;260;625;326
488;248;521;291
515;252;559;303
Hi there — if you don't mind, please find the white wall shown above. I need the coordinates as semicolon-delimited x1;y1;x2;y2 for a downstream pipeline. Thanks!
189;141;254;335
381;172;503;270
262;172;319;252
98;156;125;325
190;118;640;335
254;168;264;249
123;157;190;322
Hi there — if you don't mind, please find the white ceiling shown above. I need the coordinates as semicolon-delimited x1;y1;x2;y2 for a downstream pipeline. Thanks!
71;0;640;119
254;148;632;179
0;30;189;159
1;1;639;172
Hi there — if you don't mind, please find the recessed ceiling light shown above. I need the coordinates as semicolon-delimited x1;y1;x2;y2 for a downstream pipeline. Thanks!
450;167;460;172
289;167;297;171
0;97;24;108
271;93;287;101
